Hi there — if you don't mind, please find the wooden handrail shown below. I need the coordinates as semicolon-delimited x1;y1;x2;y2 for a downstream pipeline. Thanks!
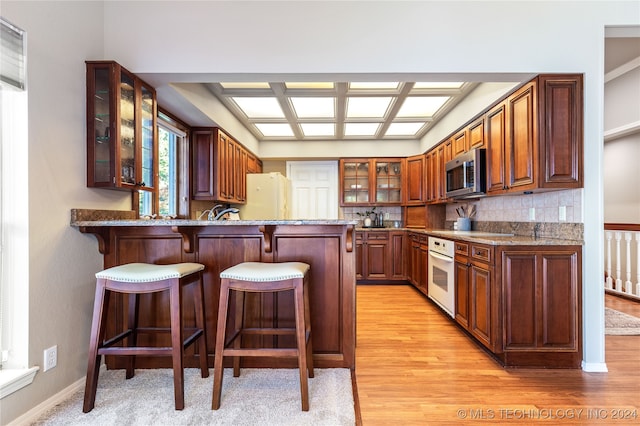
604;223;640;232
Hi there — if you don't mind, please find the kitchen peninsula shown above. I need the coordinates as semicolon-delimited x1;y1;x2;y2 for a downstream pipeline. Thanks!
71;209;357;370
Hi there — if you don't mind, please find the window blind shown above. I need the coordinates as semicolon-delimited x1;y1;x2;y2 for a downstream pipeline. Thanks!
0;17;26;90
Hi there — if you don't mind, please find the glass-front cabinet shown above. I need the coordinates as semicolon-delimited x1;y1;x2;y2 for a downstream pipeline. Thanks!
339;158;403;206
86;61;157;192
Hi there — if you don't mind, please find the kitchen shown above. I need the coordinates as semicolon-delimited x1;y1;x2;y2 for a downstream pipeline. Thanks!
1;1;638;425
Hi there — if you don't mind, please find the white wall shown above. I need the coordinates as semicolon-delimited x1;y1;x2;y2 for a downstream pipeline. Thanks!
1;1;128;423
604;60;640;223
1;1;639;423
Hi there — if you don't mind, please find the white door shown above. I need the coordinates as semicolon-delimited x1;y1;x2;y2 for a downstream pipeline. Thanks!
286;161;338;219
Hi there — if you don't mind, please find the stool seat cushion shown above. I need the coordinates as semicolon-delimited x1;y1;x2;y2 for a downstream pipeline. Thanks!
220;262;310;282
96;263;205;283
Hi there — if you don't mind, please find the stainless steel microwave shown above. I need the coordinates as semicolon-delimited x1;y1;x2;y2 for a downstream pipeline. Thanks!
445;148;486;199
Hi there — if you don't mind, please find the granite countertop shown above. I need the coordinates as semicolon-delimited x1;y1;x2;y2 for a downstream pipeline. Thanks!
70;209;357;227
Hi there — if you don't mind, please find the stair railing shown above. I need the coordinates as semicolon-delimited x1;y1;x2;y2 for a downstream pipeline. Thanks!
604;223;640;300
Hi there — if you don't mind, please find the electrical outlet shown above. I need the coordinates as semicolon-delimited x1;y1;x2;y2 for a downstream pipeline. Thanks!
528;207;536;221
559;206;567;221
384;212;390;220
43;345;57;372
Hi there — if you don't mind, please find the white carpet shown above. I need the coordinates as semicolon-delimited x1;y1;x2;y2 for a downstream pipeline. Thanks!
605;308;640;335
31;368;355;426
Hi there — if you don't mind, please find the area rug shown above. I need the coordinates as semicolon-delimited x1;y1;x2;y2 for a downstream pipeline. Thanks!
31;368;355;426
605;308;640;335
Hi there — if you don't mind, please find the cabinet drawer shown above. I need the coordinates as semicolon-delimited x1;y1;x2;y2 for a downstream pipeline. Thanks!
455;242;469;257
470;244;492;263
367;232;389;241
356;232;364;241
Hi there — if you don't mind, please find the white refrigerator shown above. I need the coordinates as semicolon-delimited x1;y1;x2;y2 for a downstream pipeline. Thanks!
238;172;291;220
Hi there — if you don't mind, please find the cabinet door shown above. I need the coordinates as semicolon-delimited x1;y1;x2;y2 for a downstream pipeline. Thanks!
468;118;485;150
537;75;583;188
454;259;470;328
118;70;137;188
486;102;507;194
506;81;537;191
418;238;428;292
191;128;215;199
374;160;402;204
470;264;492;348
390;232;405;279
138;80;156;191
501;248;580;351
404;155;425;205
436;145;446;202
365;238;389;279
452;130;467;157
340;159;371;205
355;232;364;280
86;63;115;187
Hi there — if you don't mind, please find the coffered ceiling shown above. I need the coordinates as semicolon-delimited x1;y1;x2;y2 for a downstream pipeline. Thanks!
203;81;479;142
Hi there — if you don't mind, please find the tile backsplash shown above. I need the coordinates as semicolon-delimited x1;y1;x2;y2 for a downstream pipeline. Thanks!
446;189;583;223
341;206;403;226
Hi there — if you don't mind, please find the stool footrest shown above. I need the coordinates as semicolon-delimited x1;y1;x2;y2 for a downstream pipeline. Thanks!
222;348;299;357
99;347;174;356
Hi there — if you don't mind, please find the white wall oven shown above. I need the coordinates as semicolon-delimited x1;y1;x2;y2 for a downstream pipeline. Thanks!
428;237;455;318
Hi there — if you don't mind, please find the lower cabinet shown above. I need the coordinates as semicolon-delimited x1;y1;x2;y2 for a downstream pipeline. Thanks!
406;232;428;294
498;245;582;367
356;230;405;282
454;241;498;352
453;241;582;368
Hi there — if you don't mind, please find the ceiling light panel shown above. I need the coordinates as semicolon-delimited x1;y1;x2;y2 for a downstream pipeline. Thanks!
300;123;335;136
254;123;294;137
220;82;271;89
344;123;380;136
350;82;399;90
396;96;450;117
231;97;285;118
385;122;425;136
413;82;463;89
346;97;393;118
290;97;335;118
285;82;334;89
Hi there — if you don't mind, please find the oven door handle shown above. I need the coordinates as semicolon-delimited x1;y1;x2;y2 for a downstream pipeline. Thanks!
429;251;454;263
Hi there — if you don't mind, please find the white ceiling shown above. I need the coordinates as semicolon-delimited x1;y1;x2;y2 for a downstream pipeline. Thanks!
202;81;479;142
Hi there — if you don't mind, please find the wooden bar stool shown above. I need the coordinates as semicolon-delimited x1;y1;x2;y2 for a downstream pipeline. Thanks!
83;262;209;413
212;261;314;411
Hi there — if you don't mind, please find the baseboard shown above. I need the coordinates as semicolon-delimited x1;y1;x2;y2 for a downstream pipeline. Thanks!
581;360;609;372
7;365;105;426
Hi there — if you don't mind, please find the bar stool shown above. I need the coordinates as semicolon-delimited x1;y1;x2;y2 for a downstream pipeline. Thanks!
83;262;209;413
212;261;314;411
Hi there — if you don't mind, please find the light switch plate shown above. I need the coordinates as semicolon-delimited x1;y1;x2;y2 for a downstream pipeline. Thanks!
559;206;567;221
529;207;535;221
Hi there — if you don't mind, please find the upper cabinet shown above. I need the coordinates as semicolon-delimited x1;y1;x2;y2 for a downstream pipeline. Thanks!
486;75;583;195
191;127;251;204
86;61;157;192
404;155;425;205
340;158;403;206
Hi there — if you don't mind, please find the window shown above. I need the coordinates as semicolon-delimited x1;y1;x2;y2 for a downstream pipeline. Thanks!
1;16;38;398
138;110;188;218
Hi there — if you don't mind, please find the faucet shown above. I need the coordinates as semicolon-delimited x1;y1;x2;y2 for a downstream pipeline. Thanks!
213;207;239;221
201;204;224;221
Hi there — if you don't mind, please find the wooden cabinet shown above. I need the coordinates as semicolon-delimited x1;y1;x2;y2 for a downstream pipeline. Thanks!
454;241;497;352
340;158;403;206
468;117;485;150
404;155;425;205
356;230;405;282
486;75;583;195
191;127;252;204
247;153;263;174
452;130;467;157
425;145;446;204
498;245;581;367
406;232;428;294
86;61;157;193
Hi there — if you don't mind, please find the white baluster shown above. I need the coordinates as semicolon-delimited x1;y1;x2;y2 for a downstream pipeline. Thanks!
625;232;633;294
636;233;640;297
615;232;622;291
606;230;613;289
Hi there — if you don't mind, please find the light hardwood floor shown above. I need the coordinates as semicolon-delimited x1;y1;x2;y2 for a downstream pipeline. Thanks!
354;285;640;425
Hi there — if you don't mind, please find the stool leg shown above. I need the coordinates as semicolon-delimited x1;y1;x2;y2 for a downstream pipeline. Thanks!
233;289;245;377
193;273;209;378
169;280;185;410
83;281;110;413
125;293;139;379
212;279;231;410
294;280;310;411
303;277;314;379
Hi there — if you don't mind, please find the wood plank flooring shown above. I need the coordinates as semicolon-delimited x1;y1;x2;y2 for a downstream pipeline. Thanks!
355;285;640;425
